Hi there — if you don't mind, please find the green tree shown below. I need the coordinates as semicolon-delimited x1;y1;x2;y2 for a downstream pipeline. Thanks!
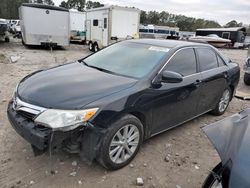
66;0;85;11
85;1;104;9
140;10;222;31
159;11;170;25
32;0;54;5
59;0;86;11
147;11;160;25
44;0;54;5
59;1;68;8
224;20;242;28
0;0;31;19
140;10;147;24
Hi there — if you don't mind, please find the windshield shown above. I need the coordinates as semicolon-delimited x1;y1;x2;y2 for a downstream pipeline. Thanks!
83;42;169;78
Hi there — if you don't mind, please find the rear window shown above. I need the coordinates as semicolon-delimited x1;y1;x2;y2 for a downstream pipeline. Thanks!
217;55;226;67
196;48;218;72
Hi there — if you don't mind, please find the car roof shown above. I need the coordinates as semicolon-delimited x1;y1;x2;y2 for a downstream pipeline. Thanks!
128;39;211;49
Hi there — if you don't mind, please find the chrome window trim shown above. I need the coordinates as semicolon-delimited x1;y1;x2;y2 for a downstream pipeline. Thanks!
152;46;228;83
152;46;195;83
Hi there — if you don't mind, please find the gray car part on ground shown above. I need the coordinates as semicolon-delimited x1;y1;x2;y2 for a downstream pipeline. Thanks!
203;108;250;188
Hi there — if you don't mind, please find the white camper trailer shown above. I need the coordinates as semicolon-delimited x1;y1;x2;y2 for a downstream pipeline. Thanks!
69;10;86;43
19;3;70;47
86;6;140;52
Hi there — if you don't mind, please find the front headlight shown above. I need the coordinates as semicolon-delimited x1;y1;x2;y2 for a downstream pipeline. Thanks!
34;108;99;131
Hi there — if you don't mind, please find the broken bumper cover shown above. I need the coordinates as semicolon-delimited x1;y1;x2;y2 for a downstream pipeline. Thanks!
7;101;51;150
7;101;106;162
7;101;80;151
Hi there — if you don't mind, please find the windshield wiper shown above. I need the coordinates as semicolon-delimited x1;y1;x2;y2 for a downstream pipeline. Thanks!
79;60;117;75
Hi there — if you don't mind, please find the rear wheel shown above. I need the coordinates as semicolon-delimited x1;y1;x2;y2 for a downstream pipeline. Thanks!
93;43;99;52
211;88;231;116
244;73;250;85
5;37;9;43
88;42;93;52
97;114;143;170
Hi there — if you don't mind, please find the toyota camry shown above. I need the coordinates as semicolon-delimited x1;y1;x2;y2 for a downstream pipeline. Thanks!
7;39;240;169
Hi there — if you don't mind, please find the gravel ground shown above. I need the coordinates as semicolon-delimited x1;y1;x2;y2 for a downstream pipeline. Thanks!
0;38;249;188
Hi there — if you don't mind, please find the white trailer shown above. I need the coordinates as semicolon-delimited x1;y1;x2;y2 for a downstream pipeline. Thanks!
69;10;86;43
19;3;70;47
86;6;140;52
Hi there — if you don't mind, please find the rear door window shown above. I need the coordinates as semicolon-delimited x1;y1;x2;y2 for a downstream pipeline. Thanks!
217;55;226;67
164;48;197;76
196;48;218;72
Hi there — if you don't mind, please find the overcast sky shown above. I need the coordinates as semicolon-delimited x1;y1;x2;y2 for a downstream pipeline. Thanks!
54;0;250;25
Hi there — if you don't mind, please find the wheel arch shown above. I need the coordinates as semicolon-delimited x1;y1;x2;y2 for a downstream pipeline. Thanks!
228;84;235;101
129;111;148;138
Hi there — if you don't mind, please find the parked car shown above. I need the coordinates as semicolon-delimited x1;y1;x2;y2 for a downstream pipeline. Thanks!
202;108;250;188
9;19;20;34
0;19;10;42
7;39;240;170
244;48;250;85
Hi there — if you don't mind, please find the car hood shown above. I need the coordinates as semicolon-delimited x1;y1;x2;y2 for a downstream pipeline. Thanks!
17;62;137;109
202;108;250;188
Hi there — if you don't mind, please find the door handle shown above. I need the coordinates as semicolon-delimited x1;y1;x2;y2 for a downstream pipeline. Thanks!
223;72;228;78
193;80;202;87
195;80;201;84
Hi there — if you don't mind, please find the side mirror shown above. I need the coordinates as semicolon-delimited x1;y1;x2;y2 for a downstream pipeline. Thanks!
161;70;183;83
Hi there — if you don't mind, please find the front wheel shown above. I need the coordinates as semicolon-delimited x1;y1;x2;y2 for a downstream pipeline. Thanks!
97;115;143;170
211;88;232;116
244;73;250;85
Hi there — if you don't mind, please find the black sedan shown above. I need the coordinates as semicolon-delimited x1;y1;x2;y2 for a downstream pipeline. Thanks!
203;108;250;188
7;39;240;169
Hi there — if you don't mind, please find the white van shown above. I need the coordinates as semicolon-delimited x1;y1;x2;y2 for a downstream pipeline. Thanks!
19;3;70;47
86;6;140;52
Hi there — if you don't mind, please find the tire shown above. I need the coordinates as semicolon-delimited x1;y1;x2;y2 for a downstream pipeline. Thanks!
203;163;223;188
89;42;93;52
97;114;143;170
5;37;9;43
93;43;99;52
211;87;232;116
244;73;250;85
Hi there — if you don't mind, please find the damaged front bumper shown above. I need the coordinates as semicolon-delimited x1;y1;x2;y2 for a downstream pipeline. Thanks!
7;101;106;162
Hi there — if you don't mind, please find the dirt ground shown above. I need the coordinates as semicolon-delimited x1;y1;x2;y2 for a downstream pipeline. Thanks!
0;38;249;188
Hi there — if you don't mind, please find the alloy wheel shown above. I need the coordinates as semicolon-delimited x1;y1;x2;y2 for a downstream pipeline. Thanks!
218;89;230;113
210;179;223;188
109;124;140;164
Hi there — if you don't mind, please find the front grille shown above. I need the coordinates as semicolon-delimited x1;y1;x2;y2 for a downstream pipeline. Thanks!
17;110;36;120
35;124;50;132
